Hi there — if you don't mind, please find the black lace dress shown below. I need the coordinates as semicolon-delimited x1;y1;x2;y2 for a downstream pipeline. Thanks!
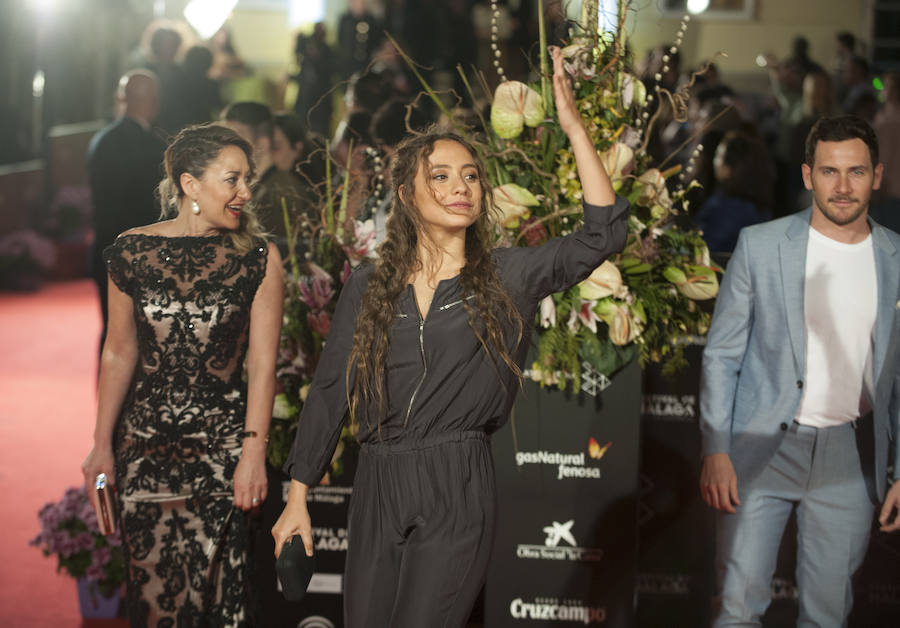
103;234;268;627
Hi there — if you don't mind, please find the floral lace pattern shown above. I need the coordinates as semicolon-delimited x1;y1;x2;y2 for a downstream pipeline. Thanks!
104;234;267;627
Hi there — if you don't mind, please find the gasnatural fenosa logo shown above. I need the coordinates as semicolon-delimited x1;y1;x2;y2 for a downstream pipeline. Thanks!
514;438;612;480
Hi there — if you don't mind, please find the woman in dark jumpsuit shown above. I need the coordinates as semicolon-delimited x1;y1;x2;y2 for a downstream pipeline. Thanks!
273;48;630;627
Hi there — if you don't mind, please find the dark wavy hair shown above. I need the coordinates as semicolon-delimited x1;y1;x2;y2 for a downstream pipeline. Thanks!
347;130;524;431
157;123;266;253
805;114;879;167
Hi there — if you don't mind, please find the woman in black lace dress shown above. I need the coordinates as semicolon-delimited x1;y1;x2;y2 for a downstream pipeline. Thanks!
82;124;283;627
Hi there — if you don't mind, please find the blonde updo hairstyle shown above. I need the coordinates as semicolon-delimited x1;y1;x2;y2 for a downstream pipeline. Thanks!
157;123;267;252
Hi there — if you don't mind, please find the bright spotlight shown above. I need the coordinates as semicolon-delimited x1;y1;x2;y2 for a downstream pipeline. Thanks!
184;0;238;40
598;0;618;32
687;0;710;14
32;71;45;98
30;0;57;12
289;0;325;28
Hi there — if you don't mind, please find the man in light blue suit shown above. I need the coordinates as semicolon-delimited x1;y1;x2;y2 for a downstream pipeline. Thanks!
700;115;900;626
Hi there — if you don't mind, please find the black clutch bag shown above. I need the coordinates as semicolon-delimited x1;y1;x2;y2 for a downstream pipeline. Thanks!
276;535;316;602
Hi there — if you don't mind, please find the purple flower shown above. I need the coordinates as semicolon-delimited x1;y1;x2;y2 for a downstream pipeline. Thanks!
85;564;106;582
298;268;335;311
92;545;111;568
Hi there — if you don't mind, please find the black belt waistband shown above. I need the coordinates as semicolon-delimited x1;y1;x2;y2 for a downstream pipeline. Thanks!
360;430;488;454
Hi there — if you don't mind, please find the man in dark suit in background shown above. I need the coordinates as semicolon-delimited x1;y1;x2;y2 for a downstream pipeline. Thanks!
87;70;166;353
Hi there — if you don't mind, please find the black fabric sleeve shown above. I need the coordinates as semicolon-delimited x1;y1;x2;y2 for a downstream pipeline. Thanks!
497;195;630;304
102;238;133;296
283;266;369;486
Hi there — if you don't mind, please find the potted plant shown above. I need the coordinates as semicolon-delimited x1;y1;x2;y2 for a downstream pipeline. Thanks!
30;486;125;618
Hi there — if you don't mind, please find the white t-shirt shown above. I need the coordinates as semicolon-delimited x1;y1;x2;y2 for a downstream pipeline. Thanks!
795;226;877;428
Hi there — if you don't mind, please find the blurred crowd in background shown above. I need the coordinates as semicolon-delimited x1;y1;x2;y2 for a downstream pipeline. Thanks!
1;0;898;282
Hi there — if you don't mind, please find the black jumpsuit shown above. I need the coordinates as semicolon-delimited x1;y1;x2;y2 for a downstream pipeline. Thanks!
285;196;630;627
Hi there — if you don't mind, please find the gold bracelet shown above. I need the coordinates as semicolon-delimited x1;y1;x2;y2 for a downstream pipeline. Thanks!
241;430;270;443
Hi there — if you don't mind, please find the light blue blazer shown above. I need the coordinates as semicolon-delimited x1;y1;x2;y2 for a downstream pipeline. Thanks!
700;208;900;501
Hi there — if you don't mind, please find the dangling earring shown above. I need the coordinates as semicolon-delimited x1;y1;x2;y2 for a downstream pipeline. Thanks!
191;200;200;215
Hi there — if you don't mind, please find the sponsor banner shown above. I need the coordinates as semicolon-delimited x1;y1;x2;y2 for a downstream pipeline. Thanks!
257;453;357;628
514;445;609;481
307;574;343;595
312;526;349;553
516;519;604;563
640;393;696;423
296;617;336;628
636;572;691;596
637;344;715;627
487;359;641;627
509;597;606;624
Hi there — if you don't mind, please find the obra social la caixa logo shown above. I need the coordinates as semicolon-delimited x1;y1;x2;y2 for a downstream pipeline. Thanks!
509;597;606;624
516;519;604;562
514;437;612;480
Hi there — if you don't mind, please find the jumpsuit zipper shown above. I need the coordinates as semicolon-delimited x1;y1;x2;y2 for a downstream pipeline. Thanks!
403;292;470;424
405;317;427;424
437;295;475;311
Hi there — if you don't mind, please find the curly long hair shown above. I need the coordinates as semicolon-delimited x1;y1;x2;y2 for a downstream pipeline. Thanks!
157;123;268;253
347;130;524;431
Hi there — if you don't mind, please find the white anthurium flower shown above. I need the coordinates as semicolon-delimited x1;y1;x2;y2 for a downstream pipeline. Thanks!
621;73;647;108
636;168;671;210
539;295;556;328
663;265;719;301
598;142;634;190
493;183;540;228
579;260;629;300
595;299;639;346
272;393;296;420
490;81;544;139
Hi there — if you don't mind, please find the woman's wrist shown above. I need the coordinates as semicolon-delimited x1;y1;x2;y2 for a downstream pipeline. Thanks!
240;436;268;456
93;432;114;448
287;479;309;505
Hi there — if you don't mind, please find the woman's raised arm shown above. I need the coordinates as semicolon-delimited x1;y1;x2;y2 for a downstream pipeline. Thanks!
551;45;616;207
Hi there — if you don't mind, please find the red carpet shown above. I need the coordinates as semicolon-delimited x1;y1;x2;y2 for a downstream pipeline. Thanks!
0;279;126;627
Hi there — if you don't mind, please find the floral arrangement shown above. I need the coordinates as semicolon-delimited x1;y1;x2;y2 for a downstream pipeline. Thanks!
396;0;719;391
30;487;125;598
268;0;719;466
269;170;377;471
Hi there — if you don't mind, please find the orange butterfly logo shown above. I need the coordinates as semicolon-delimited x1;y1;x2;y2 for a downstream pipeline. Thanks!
588;438;612;460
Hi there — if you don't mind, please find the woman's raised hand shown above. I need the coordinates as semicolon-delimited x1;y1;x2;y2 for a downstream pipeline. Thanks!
550;46;584;139
548;45;616;207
